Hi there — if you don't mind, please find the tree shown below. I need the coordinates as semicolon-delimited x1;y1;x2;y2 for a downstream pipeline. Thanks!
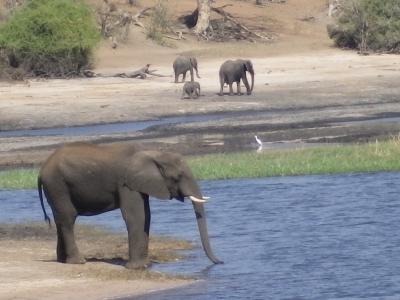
0;0;100;77
194;0;211;35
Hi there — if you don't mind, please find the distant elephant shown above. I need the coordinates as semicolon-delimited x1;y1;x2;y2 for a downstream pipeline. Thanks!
38;142;222;269
181;81;201;99
219;59;255;96
173;55;200;83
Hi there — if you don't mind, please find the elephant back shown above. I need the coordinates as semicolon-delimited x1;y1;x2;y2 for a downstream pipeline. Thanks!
173;56;191;71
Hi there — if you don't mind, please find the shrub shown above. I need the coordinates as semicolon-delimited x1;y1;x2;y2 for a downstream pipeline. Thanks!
0;0;100;77
327;0;400;53
146;0;172;45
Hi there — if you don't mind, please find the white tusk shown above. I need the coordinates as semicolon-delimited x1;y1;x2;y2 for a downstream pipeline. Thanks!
189;196;208;203
202;196;210;200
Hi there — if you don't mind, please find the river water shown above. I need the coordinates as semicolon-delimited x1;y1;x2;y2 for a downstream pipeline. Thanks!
2;172;400;299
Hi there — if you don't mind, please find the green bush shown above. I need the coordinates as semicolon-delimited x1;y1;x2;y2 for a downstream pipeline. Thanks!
0;0;100;77
328;0;400;53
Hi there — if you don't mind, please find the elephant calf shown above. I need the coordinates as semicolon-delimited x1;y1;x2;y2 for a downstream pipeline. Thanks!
173;55;200;83
181;81;201;99
38;142;222;269
219;59;255;96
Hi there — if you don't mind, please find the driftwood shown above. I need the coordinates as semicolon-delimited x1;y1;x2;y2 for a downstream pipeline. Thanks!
83;64;170;79
211;6;271;40
133;7;152;28
132;6;185;40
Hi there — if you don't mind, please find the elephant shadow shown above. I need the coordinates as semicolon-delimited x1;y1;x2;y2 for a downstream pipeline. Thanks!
40;257;127;267
85;257;126;266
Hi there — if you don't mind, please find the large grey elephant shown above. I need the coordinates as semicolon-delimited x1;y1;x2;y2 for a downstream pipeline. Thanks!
219;59;255;96
173;55;200;83
38;142;222;269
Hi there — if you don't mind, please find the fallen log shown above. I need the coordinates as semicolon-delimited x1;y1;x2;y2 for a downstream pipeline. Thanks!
83;64;170;79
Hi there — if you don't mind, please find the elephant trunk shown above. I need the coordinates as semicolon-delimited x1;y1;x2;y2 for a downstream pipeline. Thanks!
192;201;223;264
195;66;200;79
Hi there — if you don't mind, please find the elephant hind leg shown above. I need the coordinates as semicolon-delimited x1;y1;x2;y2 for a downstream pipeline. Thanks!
54;213;84;264
45;187;84;264
182;72;187;82
237;82;242;96
219;74;225;96
55;219;85;264
229;83;234;96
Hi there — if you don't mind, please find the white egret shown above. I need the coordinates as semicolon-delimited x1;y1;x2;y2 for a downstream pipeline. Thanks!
254;135;263;152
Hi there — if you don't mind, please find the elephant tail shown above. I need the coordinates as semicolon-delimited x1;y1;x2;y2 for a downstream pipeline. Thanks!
38;176;51;228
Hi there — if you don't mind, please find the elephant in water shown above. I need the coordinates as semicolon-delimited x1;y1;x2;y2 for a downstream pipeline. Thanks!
219;59;255;96
38;142;222;269
181;81;201;99
173;55;200;83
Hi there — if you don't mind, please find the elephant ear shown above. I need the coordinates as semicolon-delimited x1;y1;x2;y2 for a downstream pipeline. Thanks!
190;57;197;67
244;60;253;72
124;152;170;200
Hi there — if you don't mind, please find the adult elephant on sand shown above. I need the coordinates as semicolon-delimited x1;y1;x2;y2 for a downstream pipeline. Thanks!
219;59;254;96
38;142;222;269
173;55;200;83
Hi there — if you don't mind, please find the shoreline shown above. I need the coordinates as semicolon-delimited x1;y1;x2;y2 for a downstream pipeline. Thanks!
0;224;195;300
1;51;400;170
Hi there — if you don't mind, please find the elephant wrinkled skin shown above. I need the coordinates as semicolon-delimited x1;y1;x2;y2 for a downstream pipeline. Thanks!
38;142;222;269
173;55;200;83
219;59;255;96
181;81;201;99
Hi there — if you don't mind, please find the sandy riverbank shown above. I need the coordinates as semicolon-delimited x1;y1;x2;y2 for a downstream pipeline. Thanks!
1;50;400;168
0;224;194;300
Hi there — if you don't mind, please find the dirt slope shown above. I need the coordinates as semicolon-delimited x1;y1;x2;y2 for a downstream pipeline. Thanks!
93;0;331;69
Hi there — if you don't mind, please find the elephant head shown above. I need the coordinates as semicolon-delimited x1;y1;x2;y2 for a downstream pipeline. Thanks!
124;150;222;264
243;59;254;92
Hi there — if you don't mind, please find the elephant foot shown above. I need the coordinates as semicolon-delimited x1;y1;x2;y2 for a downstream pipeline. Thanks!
66;255;86;264
247;92;252;95
126;259;152;270
218;93;224;96
237;93;243;96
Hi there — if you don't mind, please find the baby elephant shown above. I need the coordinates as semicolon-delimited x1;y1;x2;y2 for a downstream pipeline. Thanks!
181;81;201;99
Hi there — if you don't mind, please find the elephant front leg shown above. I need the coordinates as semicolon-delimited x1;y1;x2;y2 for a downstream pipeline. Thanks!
119;187;151;269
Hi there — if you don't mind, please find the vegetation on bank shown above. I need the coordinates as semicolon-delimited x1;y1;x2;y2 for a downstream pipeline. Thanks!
328;0;400;53
189;140;400;180
0;0;100;78
2;139;400;189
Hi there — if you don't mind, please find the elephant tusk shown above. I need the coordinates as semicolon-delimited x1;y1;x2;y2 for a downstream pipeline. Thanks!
189;196;208;203
202;196;210;200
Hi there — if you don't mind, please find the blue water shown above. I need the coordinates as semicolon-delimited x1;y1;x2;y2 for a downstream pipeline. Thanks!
2;172;400;299
0;114;221;137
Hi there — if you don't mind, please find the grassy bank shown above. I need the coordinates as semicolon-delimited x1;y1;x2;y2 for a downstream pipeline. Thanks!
1;140;400;189
189;139;400;180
